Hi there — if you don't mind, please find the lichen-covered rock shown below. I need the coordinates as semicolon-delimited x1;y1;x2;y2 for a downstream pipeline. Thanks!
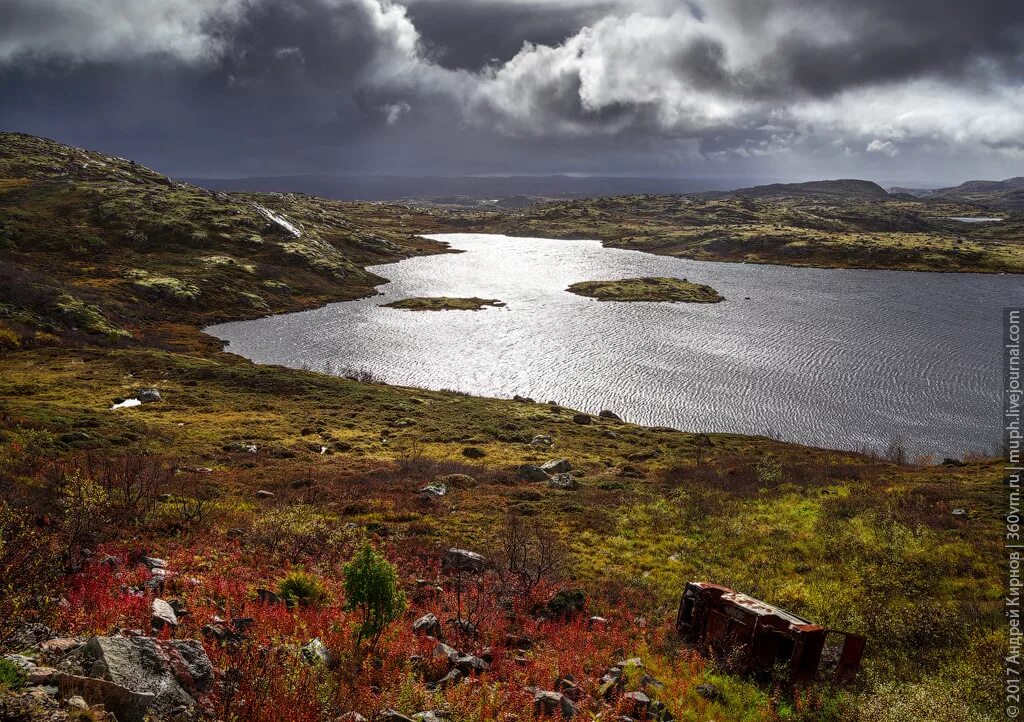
541;458;572;474
57;636;214;721
442;548;486;573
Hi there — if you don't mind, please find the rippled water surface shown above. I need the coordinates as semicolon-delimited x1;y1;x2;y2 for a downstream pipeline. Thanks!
208;233;1022;455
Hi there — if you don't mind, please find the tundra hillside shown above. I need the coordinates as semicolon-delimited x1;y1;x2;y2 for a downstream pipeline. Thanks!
0;133;1004;722
396;180;1024;273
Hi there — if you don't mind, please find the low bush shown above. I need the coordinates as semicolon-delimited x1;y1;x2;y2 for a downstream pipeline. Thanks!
278;570;330;608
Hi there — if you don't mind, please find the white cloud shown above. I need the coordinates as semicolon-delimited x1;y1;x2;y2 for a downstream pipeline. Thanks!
0;0;252;65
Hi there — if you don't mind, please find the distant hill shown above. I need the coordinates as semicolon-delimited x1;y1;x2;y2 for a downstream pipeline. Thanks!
890;176;1024;211
707;179;890;201
184;173;767;202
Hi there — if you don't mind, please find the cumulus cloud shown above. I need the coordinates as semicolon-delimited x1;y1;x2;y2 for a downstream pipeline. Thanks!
0;0;251;65
1;0;1022;177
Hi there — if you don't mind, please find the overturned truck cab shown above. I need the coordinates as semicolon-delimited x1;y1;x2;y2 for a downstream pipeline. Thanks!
676;582;865;685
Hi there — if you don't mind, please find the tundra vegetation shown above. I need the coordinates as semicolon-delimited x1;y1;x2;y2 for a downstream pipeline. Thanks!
0;132;1006;721
382;297;506;311
567;277;724;303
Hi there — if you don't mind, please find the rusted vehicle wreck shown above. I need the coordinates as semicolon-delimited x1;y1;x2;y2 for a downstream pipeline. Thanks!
676;582;865;684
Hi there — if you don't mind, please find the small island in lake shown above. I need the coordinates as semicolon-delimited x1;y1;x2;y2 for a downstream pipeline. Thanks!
567;276;725;303
381;296;506;311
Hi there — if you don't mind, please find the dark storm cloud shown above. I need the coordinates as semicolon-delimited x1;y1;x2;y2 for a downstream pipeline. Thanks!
404;0;614;70
1;0;1022;179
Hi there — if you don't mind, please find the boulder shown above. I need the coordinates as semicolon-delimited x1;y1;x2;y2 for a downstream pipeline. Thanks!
39;638;82;660
432;642;459;664
57;636;213;721
61;432;92;443
379;710;415;722
555;674;582;701
530;435;553;447
254;489;275;498
623;691;652;718
571;414;592;425
418;483;447;498
135;388;162;404
548;474;577;490
412;613;442;637
413;712;449;722
540;458;572;474
141;556;167;570
512;395;534;403
442;548;486;573
257;588;283;605
533;690;576;719
515;464;549;482
428;667;462;690
299;638;333;666
150;598;178;630
452;653;489;674
598;410;621;420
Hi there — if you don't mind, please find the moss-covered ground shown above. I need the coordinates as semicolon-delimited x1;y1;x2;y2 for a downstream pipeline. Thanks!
567;277;724;303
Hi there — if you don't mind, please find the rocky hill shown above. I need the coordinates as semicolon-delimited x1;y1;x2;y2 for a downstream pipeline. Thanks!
0;132;448;348
706;178;890;201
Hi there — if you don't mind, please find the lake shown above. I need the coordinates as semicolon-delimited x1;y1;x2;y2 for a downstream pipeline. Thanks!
207;233;1021;457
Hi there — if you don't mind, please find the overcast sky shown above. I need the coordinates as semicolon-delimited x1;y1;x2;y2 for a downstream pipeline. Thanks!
1;0;1022;183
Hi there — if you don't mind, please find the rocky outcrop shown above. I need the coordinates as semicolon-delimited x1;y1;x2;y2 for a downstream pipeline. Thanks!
540;458;571;474
515;464;549;482
442;548;487;573
56;635;214;721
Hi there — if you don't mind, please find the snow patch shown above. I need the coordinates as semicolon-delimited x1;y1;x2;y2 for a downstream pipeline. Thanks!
254;203;302;238
111;398;143;409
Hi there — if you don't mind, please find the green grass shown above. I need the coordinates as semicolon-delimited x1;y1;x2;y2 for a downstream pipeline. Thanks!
567;277;724;303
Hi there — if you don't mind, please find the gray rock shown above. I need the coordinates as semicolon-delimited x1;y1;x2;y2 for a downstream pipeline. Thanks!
150;599;178;630
533;690;576;719
530;435;554;447
65;695;90;711
571;414;592;425
254;489;274;498
57;636;213;721
441;548;486;573
141;556;167;570
452;653;489;674
548;473;577;490
412;712;449;722
412;613;442;637
135;388;161;403
61;432;92;443
418;483;447;498
432;642;459;663
379;710;415;722
515;464;549;482
598;410;622;420
541;458;572;474
299;638;332;666
429;668;462;690
623;691;651;716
